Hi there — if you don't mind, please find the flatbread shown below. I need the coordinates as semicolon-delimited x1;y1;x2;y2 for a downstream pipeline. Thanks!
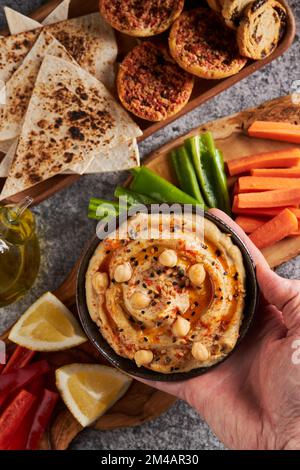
0;139;15;154
0;138;139;176
4;7;41;34
2;13;117;89
46;13;117;89
5;1;70;34
0;30;76;142
0;55;141;200
42;0;70;25
0;30;38;84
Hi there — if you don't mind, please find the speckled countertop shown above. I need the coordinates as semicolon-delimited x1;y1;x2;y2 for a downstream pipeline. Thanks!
0;0;299;451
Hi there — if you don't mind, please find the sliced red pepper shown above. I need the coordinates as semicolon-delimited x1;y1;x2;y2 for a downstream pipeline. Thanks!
26;389;59;450
26;375;46;398
0;389;36;450
0;360;50;407
1;346;35;375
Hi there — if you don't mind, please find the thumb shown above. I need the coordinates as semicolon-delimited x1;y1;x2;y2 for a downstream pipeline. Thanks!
256;263;300;332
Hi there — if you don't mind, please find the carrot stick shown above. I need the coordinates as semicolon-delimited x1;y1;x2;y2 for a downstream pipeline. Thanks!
237;176;300;193
227;148;300;176
236;189;300;209
248;121;300;144
251;168;300;178
232;205;300;219
249;209;299;249
235;216;267;234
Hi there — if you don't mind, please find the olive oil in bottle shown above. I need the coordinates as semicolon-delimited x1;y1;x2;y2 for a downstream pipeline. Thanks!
0;197;40;307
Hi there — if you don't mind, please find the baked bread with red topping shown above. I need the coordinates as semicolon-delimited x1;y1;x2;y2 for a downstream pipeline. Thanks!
169;8;247;79
117;42;194;121
99;0;184;37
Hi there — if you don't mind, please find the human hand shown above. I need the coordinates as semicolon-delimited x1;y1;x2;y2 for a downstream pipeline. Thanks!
142;209;300;450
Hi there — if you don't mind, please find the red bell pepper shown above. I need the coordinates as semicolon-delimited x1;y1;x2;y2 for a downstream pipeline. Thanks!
26;389;59;450
1;346;35;374
0;360;50;407
0;389;36;450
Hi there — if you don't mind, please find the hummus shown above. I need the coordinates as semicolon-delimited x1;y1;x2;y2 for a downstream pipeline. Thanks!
86;212;246;374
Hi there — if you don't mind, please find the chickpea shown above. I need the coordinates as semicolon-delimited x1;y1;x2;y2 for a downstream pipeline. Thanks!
158;249;178;267
92;272;109;292
172;316;191;337
188;263;206;287
134;349;153;367
130;291;151;309
114;262;132;283
191;342;210;362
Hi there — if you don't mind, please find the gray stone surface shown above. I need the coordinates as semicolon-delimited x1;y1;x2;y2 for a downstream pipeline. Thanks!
0;0;299;451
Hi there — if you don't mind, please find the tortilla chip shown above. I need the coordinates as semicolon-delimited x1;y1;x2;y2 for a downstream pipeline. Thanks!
0;30;76;142
0;55;141;200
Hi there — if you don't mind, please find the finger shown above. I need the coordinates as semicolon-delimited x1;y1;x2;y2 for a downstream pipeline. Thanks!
256;263;300;331
209;209;269;269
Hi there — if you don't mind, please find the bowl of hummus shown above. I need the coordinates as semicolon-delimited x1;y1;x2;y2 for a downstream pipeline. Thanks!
77;207;258;381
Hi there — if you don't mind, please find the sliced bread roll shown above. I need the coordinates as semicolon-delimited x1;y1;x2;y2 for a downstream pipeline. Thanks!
237;0;287;60
222;0;253;29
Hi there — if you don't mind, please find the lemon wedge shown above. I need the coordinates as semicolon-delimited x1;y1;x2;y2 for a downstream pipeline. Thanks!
8;291;87;351
56;364;132;427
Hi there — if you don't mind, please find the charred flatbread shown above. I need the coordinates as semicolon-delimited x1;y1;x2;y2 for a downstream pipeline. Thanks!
99;0;184;37
0;14;117;89
0;55;141;200
169;7;248;79
0;138;139;177
117;42;194;121
237;0;287;60
0;30;37;84
0;30;76;142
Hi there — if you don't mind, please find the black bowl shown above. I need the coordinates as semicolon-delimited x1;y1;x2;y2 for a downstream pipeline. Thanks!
76;208;258;381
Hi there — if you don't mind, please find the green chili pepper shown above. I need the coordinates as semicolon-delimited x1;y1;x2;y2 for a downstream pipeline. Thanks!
130;166;204;207
88;198;122;220
170;147;204;204
214;149;231;215
114;186;157;205
185;135;218;208
201;132;231;214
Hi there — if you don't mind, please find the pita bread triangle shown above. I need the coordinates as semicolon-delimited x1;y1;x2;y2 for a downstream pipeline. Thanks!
5;1;70;34
0;55;141;200
0;29;77;141
2;12;117;89
42;0;70;25
4;7;41;34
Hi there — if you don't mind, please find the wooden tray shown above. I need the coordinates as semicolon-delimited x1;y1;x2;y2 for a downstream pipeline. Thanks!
141;94;300;269
0;260;176;450
0;0;296;205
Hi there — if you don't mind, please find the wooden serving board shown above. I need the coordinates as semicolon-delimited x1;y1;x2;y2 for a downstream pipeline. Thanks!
0;261;176;450
141;94;300;269
0;0;295;205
